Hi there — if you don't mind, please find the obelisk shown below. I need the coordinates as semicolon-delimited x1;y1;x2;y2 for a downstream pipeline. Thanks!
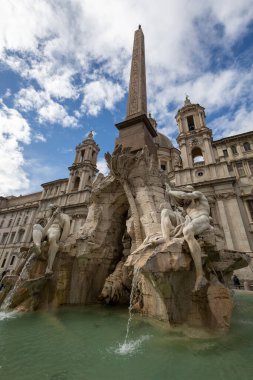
126;25;147;119
115;26;157;152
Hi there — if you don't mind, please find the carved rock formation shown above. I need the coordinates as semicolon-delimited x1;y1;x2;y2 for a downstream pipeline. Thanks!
0;144;249;332
125;229;248;330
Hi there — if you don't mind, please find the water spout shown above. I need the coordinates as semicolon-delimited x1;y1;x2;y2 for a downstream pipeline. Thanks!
117;267;140;354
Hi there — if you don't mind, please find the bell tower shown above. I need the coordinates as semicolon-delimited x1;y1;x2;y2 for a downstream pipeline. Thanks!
67;131;99;193
176;96;215;168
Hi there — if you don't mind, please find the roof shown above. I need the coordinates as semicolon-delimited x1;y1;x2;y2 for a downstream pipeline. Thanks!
41;178;68;187
213;131;253;145
154;132;174;149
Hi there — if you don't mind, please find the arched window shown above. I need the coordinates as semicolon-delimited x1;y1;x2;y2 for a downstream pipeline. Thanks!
81;150;85;161
192;147;204;165
73;176;80;191
243;142;251;152
187;115;195;131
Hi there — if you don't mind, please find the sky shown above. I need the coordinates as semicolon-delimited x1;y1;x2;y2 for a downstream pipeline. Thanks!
0;0;253;196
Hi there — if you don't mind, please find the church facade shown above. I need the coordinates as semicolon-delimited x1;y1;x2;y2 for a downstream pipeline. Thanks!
0;27;252;282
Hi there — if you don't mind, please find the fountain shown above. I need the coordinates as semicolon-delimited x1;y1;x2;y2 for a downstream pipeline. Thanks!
0;143;249;333
0;25;252;380
0;26;250;333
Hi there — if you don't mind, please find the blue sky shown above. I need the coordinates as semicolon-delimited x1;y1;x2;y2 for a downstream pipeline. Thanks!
0;0;253;196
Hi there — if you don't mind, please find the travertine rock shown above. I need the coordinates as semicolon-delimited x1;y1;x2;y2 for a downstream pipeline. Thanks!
125;230;248;329
207;279;233;330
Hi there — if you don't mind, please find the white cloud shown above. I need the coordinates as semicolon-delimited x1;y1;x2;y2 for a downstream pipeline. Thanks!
15;87;78;127
207;0;253;40
26;60;79;100
34;132;46;143
82;79;125;116
3;88;11;98
0;0;253;140
0;100;31;195
39;102;77;127
97;158;109;176
0;1;55;53
210;107;253;138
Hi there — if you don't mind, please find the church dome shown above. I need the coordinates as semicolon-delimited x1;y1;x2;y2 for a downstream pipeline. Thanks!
154;132;174;150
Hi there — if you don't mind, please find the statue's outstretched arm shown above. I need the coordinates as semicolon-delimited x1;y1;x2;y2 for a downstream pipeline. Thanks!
168;190;199;200
42;214;57;237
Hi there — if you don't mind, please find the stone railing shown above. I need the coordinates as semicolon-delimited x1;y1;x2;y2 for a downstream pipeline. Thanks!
193;161;205;167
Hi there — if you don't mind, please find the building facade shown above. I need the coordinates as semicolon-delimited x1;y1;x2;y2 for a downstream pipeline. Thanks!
0;131;99;275
173;96;253;254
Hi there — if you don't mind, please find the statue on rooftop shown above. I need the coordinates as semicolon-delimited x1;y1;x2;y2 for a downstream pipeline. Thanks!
184;94;191;105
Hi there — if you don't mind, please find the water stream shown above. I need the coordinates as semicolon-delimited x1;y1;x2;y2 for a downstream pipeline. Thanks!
116;267;140;355
1;253;35;311
116;267;141;355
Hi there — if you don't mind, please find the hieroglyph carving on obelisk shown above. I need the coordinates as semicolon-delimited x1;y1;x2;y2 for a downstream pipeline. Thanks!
126;26;147;119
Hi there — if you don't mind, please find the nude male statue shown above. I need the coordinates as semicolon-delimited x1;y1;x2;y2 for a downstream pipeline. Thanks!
32;204;70;275
165;184;212;291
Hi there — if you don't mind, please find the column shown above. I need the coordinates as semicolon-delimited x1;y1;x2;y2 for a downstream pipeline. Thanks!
217;199;234;250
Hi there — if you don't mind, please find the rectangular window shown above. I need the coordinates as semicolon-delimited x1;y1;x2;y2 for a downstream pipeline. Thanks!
231;145;238;155
1;252;8;268
1;233;8;244
187;115;195;131
17;229;25;242
10;255;16;266
9;232;16;244
248;159;253;175
1;258;7;268
247;200;253;220
160;161;167;171
236;162;246;177
227;164;234;174
243;142;251;152
223;149;228;158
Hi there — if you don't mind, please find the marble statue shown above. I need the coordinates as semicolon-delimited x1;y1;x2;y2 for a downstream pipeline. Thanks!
32;204;70;275
160;201;185;243
165;184;213;291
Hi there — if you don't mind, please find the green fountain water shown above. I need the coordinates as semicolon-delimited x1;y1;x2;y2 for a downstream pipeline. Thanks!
0;291;252;380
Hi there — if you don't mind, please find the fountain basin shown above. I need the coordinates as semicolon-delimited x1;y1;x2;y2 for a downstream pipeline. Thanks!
0;291;252;380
